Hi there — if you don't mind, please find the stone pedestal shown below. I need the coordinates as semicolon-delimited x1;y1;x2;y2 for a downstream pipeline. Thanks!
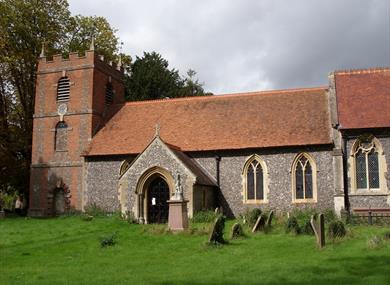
167;200;189;231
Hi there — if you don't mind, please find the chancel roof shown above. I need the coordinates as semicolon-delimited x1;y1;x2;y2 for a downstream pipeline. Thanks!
335;67;390;130
85;87;332;156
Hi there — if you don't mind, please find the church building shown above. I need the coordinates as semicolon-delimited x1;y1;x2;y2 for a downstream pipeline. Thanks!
28;48;390;223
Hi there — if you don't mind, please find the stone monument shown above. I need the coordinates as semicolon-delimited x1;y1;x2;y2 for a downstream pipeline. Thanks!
167;173;189;231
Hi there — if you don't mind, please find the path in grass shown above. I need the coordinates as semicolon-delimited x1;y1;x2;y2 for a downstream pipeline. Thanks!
0;216;389;285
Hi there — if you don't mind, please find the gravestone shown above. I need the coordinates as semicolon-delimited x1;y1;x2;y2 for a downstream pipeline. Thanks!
252;214;265;233
209;215;225;244
266;210;274;227
310;213;325;248
231;223;245;239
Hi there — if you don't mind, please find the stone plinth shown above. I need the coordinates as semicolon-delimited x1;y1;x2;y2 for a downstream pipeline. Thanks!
167;200;189;231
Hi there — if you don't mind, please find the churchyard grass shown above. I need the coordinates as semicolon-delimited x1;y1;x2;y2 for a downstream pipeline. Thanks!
0;215;389;285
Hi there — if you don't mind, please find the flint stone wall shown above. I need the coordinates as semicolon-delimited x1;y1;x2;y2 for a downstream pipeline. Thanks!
84;144;336;217
190;145;335;217
85;155;130;212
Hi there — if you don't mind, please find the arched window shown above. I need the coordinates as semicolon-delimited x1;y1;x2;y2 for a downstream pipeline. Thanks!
292;153;317;202
243;155;268;203
56;77;70;102
350;135;386;191
55;121;68;151
105;83;114;105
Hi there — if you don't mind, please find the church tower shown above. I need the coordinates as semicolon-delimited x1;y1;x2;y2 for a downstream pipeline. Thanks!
29;48;125;216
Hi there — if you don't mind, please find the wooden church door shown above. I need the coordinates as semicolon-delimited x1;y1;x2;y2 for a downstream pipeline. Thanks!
147;177;170;223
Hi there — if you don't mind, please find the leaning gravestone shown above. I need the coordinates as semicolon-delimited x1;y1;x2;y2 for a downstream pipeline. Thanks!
252;214;265;233
266;210;274;227
231;223;245;239
209;215;225;244
310;213;325;248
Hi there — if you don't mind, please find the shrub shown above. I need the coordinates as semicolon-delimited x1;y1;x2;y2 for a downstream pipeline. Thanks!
367;235;383;249
247;208;262;228
290;209;318;235
85;203;107;217
285;216;301;235
191;210;218;223
100;233;116;247
324;209;337;223
81;214;93;221
123;211;137;224
328;220;346;239
0;191;18;210
340;209;351;224
302;220;314;235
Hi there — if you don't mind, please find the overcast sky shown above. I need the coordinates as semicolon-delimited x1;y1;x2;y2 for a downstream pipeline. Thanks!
68;0;390;94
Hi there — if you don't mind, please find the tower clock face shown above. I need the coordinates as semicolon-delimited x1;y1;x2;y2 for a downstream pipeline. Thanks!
57;103;67;116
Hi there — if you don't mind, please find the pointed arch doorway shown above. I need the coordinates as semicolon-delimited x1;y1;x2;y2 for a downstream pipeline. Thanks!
147;176;170;223
134;166;175;224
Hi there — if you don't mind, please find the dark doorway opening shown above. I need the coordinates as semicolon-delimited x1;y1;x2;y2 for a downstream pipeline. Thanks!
147;177;169;223
54;188;66;215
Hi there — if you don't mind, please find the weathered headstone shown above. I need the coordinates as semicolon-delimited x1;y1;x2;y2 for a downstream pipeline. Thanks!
266;210;274;227
214;207;220;215
310;213;325;248
209;215;225;244
252;214;265;233
231;223;245;239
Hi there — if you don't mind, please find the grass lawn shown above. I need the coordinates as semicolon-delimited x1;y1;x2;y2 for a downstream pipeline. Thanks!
0;215;389;285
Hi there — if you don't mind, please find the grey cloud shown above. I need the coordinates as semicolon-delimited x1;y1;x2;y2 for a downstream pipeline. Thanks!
69;0;390;93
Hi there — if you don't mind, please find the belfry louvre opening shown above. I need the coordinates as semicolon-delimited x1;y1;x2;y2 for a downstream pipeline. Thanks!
56;77;70;102
105;83;114;105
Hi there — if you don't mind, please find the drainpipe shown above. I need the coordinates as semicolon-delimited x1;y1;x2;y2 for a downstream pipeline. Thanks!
215;155;221;187
342;134;350;213
215;155;221;210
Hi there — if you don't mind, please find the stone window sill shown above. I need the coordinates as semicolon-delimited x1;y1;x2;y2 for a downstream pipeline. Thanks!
244;200;268;205
292;199;317;204
349;191;389;196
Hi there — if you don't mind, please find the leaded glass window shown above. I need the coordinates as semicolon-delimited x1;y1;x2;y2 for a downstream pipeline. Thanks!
294;154;315;200
55;121;68;151
353;136;381;190
245;158;264;202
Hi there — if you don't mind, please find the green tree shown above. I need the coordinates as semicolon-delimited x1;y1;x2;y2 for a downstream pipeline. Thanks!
0;0;126;198
181;69;206;97
125;52;208;101
66;15;118;62
0;0;72;197
125;52;183;101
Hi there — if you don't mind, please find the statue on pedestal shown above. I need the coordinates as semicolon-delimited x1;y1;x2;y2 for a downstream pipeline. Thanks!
172;173;184;201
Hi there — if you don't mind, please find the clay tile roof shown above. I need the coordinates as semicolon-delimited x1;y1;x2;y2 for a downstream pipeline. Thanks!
86;87;332;156
169;146;217;186
335;67;390;129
